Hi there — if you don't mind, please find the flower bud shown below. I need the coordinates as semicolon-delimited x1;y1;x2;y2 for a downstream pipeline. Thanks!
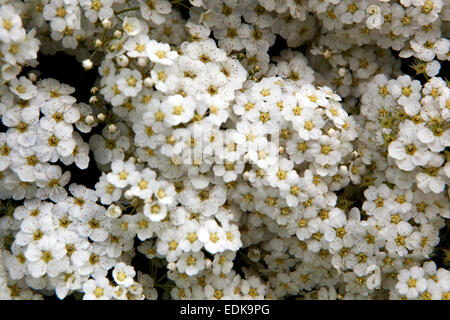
204;258;212;269
113;30;123;39
144;77;154;88
97;113;106;121
82;59;93;70
116;55;129;67
107;204;122;218
94;39;102;48
124;191;134;201
85;115;95;125
102;19;112;29
27;72;37;82
248;247;260;262
137;57;148;67
90;86;99;94
108;123;118;134
89;96;98;104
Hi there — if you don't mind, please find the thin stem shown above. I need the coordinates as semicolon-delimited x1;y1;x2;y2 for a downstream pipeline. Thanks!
155;273;167;285
170;0;190;9
114;6;140;15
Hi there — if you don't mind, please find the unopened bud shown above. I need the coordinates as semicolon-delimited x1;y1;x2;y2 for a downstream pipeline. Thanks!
144;77;154;88
82;59;93;70
248;247;260;262
107;204;122;218
167;262;176;270
27;72;37;82
89;96;98;104
279;146;285;155
90;86;99;94
338;67;347;77
124;190;134;200
85;114;95;125
102;19;112;29
116;55;129;67
204;258;212;269
94;39;102;48
137;57;148;67
108;123;118;134
113;30;123;39
97;113;106;121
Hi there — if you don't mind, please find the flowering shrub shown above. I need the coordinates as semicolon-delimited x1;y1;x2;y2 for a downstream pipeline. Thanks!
0;0;449;300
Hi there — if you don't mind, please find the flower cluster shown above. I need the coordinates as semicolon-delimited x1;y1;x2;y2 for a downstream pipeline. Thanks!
0;0;449;300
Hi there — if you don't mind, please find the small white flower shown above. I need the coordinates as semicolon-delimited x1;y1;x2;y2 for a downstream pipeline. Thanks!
112;262;136;288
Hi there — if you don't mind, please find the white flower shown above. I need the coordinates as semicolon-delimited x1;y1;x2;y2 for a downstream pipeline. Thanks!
178;220;203;253
161;94;195;126
42;0;80;33
396;266;428;299
122;17;142;36
143;201;167;222
80;0;114;23
9;77;37;100
366;5;382;29
156;229;183;262
146;40;178;65
24;235;68;278
35;165;70;202
82;277;114;300
176;251;205;276
112;262;136;288
179;184;227;217
116;69;143;97
388;126;431;171
107;159;139;189
139;0;172;25
198;219;227;254
0;4;25;43
212;250;235;275
128;168;157;200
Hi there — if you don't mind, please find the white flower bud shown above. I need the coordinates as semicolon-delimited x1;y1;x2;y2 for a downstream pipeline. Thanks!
204;258;213;269
108;123;118;134
90;86;99;94
144;77;154;88
107;204;122;218
338;67;347;77
116;55;129;67
82;59;93;70
89;96;98;104
248;248;260;262
137;57;148;67
85;115;95;125
113;30;123;39
94;39;102;48
167;262;177;271
97;113;106;121
102;19;112;29
124;190;134;200
27;72;37;82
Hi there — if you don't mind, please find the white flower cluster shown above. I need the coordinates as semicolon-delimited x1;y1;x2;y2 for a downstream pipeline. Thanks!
0;0;449;300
